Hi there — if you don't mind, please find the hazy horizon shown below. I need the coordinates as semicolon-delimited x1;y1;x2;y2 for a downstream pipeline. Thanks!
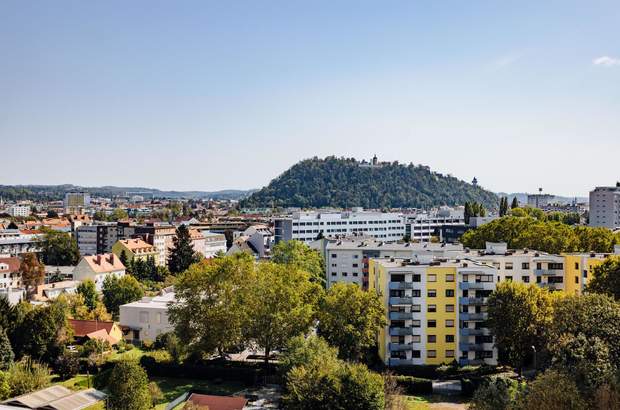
2;1;618;197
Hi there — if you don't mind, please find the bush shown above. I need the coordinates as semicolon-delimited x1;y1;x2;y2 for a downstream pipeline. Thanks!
512;370;586;410
469;376;523;410
0;371;10;400
7;357;51;397
54;351;80;380
106;361;151;410
393;375;433;395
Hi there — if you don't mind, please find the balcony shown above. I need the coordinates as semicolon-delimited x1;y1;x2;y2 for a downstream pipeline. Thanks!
460;328;489;336
534;269;550;276
390;311;417;320
388;358;416;366
459;297;487;305
389;343;414;352
460;312;487;321
459;282;495;291
390;297;414;305
389;282;416;290
459;343;486;352
459;358;489;366
390;327;415;336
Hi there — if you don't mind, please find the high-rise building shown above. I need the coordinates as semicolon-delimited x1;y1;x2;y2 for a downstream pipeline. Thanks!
64;192;91;214
589;185;620;230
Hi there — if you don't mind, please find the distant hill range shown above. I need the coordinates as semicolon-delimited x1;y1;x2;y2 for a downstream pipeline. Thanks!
0;184;257;201
497;192;589;206
241;156;499;209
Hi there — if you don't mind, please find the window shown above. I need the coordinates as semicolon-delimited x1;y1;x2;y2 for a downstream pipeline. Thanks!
445;335;455;343
411;335;421;343
412;274;421;282
446;350;455;358
427;350;437;358
575;276;579;284
522;262;530;269
331;263;337;267
139;311;149;324
427;289;437;297
342;272;348;277
445;319;455;327
427;335;436;343
353;272;358;277
574;262;579;270
428;274;437;282
445;289;455;297
445;304;455;312
428;320;436;328
428;304;436;312
536;276;542;283
549;263;564;270
412;350;421;358
352;263;358;268
411;320;421;327
411;305;421;312
446;274;455;282
505;262;513;270
331;254;337;258
412;290;421;297
505;276;513;282
522;276;530;283
331;272;336;276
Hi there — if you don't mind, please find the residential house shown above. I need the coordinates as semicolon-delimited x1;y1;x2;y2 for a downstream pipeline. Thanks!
69;319;122;345
73;253;126;291
119;289;175;343
112;238;158;264
33;281;79;301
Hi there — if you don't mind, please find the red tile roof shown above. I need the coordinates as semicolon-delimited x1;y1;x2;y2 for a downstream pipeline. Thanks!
68;319;116;337
0;257;21;274
187;394;248;410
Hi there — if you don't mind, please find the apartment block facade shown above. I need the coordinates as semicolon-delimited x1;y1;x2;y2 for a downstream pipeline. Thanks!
589;186;620;229
367;243;614;368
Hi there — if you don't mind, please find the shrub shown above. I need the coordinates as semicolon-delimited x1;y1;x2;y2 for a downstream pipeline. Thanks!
54;351;80;380
0;371;10;400
393;375;433;395
512;370;587;410
469;376;523;410
106;361;151;410
7;357;51;396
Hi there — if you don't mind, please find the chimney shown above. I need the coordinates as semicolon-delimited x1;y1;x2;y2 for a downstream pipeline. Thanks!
108;254;114;264
96;255;101;265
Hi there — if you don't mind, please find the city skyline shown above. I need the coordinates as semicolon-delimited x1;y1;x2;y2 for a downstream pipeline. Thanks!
2;1;619;196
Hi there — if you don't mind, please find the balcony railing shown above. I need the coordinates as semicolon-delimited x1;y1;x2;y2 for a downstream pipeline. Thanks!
460;328;489;336
459;342;486;352
459;282;495;290
459;297;487;305
388;358;416;366
460;312;488;321
389;282;416;290
390;297;414;305
389;327;415;336
388;343;414;352
389;311;417;320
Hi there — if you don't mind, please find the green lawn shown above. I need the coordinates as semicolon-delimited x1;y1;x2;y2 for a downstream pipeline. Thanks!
151;377;245;410
401;395;469;410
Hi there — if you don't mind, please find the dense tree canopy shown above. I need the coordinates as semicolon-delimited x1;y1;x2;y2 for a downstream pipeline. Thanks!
271;240;325;286
243;262;321;364
487;282;556;370
38;229;80;266
170;254;254;357
241;156;498;209
317;283;386;362
587;256;620;300
102;275;144;318
19;253;45;294
461;215;620;253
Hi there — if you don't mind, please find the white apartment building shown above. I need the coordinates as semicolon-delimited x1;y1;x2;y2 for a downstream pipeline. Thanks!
119;290;175;343
0;257;22;289
7;205;31;218
201;231;227;258
73;253;126;291
274;208;405;244
589;186;620;229
0;229;43;256
403;207;465;242
325;238;465;288
527;193;555;208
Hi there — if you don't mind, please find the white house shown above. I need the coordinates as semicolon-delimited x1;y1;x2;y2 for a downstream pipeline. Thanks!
73;253;126;291
119;289;175;343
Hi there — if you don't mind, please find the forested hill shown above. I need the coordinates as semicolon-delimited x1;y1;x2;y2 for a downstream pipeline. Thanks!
241;157;498;209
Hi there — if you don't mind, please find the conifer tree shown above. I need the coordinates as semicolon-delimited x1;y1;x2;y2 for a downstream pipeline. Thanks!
168;225;199;274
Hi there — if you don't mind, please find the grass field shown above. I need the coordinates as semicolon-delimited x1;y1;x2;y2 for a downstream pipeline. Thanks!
402;394;469;410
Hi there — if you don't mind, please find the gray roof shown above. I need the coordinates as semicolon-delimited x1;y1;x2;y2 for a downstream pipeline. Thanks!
2;386;106;410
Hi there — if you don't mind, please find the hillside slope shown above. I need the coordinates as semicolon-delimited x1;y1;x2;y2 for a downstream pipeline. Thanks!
241;157;498;209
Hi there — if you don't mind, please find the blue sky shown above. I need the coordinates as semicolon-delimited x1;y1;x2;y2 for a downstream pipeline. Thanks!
1;1;619;196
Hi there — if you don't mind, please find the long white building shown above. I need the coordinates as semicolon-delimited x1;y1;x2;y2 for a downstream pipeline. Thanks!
589;185;620;230
274;208;405;243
